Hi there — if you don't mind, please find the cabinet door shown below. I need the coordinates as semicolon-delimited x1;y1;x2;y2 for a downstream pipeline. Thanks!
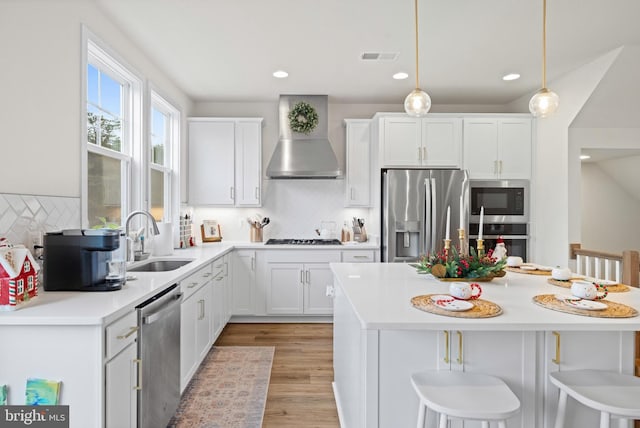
498;118;532;179
188;120;235;205
180;293;198;392
422;118;462;167
195;283;213;363
224;254;233;323
303;263;334;315
463;119;499;179
266;262;304;314
345;120;371;207
232;250;255;315
105;342;137;428
543;331;634;428
235;120;262;206
382;117;421;166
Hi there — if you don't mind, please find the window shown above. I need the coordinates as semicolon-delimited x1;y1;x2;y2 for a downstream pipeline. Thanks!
83;33;142;228
17;279;24;295
27;276;34;291
24;261;30;273
149;92;179;222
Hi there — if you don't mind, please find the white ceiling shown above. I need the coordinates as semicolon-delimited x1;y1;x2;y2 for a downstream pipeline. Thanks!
96;0;640;105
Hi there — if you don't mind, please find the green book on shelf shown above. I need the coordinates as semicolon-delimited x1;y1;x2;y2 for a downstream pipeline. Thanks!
0;384;7;405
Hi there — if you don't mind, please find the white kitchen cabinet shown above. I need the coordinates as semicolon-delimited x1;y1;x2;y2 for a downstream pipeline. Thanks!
232;249;255;315
188;118;263;207
264;251;340;315
180;263;214;392
105;311;138;428
377;329;536;428
380;116;462;168
211;254;231;341
344;119;371;207
463;117;532;179
341;250;376;263
542;331;634;428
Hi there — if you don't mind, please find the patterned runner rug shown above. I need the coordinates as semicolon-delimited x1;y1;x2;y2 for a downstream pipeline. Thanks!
169;346;274;428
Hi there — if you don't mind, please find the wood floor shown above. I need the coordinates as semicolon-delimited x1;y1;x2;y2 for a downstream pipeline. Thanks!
214;323;340;428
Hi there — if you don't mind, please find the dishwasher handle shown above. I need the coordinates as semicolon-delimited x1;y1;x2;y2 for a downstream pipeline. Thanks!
142;292;183;325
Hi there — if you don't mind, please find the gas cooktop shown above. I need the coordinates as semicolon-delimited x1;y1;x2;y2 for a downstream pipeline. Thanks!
265;238;342;245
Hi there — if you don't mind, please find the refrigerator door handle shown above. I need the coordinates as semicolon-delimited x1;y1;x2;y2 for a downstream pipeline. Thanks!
424;178;431;256
430;177;438;252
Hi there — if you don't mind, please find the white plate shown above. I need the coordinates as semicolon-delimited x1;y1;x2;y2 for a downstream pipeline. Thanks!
583;278;617;286
430;295;474;312
519;265;537;271
563;298;607;311
536;265;553;271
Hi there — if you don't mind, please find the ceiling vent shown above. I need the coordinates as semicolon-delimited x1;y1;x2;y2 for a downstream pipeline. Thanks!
360;52;399;61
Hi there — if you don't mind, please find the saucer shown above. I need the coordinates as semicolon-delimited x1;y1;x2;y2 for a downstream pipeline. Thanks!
430;295;474;312
554;294;607;310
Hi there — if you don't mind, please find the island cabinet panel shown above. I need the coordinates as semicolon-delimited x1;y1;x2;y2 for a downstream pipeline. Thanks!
378;330;537;428
542;331;635;428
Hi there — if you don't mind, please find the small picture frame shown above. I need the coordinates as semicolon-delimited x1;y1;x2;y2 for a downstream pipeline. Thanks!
201;220;222;242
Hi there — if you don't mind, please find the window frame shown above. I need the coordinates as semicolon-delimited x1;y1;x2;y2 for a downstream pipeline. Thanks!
81;27;144;229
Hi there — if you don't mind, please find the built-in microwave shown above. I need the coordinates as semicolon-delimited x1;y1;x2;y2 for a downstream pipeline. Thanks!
469;180;529;223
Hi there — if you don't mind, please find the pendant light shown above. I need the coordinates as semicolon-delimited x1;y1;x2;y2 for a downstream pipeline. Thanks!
404;0;431;116
529;0;559;117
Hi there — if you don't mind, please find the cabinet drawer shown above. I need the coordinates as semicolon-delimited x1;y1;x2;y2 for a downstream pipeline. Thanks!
181;263;213;300
105;311;138;360
342;250;375;263
211;258;225;279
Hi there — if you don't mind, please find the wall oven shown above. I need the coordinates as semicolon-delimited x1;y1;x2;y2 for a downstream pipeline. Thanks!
469;180;529;260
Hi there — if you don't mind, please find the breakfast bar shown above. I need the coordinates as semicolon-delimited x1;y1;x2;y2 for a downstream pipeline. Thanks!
330;263;640;428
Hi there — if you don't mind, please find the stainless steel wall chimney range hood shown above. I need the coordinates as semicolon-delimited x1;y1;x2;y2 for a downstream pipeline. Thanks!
266;95;342;179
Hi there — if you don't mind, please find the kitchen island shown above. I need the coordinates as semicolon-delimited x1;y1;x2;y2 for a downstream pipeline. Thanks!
330;263;640;428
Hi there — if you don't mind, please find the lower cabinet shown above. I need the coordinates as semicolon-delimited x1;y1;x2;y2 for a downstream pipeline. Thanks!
180;265;214;392
264;251;339;315
105;311;139;428
232;250;255;315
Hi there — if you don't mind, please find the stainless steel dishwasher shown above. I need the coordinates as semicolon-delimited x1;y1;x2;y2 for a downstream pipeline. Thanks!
136;283;182;428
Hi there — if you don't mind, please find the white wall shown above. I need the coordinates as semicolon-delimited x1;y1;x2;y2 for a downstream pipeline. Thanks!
0;0;193;198
581;163;640;252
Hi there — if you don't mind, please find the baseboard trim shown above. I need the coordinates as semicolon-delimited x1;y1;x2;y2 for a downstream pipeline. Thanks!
229;315;333;323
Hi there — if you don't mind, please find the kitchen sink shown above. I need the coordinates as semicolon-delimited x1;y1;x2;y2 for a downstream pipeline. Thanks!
128;259;194;272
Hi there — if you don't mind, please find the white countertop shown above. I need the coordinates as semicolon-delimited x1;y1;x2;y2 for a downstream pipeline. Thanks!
330;263;640;331
0;240;378;326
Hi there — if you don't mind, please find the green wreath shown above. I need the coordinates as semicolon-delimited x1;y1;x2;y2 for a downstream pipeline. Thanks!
288;102;318;135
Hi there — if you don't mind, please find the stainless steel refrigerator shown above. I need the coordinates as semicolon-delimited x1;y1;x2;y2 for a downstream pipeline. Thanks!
381;169;469;262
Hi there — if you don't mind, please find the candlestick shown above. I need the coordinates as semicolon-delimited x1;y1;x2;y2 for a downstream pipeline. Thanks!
445;206;451;240
444;238;451;259
458;228;467;256
476;238;485;257
478;206;484;240
459;195;464;230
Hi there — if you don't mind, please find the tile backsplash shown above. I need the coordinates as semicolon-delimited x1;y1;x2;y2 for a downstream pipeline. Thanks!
0;193;80;248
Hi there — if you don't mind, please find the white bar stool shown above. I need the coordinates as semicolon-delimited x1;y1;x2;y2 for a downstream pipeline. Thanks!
411;371;521;428
549;369;640;428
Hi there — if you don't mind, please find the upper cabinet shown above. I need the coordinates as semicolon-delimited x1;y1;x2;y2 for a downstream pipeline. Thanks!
463;117;532;180
344;119;371;207
188;118;263;206
379;116;462;168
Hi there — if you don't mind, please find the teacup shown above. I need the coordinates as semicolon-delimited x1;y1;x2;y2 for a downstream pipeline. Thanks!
506;256;523;267
571;280;608;300
551;267;572;281
449;282;482;300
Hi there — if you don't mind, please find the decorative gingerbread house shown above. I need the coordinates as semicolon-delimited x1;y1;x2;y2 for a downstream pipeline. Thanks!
0;246;40;310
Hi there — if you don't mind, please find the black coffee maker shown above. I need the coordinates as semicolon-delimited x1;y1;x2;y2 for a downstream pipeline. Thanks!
43;229;124;291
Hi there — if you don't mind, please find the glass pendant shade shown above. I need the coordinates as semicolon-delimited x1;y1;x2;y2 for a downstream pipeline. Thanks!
529;87;559;118
404;88;432;117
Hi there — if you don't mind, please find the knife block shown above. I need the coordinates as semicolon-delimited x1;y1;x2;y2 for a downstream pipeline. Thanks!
353;226;367;243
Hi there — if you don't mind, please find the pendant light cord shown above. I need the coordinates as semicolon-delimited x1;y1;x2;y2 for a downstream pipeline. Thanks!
542;0;547;88
414;0;420;90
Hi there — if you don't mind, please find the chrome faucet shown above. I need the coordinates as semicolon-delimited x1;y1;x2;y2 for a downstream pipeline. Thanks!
125;210;160;262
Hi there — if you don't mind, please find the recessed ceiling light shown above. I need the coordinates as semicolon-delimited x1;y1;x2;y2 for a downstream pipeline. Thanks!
273;70;288;78
580;155;591;160
393;72;409;80
502;73;521;81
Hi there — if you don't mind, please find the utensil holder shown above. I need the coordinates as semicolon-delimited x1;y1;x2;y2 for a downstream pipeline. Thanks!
250;225;263;242
353;226;367;243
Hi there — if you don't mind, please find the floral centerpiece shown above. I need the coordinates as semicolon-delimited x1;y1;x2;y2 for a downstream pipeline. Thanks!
415;246;506;281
